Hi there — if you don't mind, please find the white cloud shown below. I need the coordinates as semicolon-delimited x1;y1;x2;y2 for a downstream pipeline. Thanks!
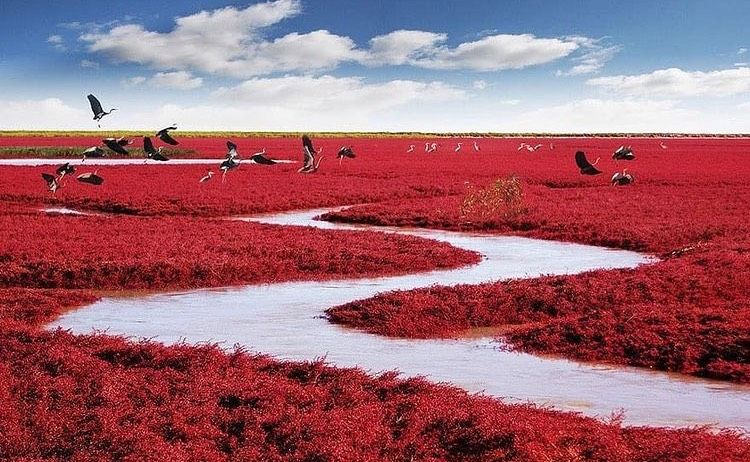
148;71;203;90
80;1;583;76
512;99;704;132
500;99;521;106
365;30;447;65
735;62;749;67
587;67;750;97
557;37;621;76
412;34;579;71
0;98;88;130
47;34;66;51
738;47;748;55
122;76;147;86
80;59;99;69
472;80;487;90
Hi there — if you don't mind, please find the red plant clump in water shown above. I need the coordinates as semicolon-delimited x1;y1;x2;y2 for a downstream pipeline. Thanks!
0;206;479;290
0;290;747;461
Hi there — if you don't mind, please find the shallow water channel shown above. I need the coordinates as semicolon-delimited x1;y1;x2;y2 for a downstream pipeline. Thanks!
52;207;750;431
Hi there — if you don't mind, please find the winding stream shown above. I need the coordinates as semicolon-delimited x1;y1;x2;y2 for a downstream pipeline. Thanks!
51;207;750;431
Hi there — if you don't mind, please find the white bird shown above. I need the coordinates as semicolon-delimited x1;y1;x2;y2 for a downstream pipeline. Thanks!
517;142;527;151
550;143;554;151
407;144;415;153
455;143;462;152
659;142;668;150
424;142;430;152
428;142;438;153
473;141;480;152
199;171;214;183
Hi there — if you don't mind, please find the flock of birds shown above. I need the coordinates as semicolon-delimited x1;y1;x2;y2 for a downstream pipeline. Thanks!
41;93;645;194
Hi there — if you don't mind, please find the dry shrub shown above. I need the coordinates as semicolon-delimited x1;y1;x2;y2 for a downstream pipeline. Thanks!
460;176;525;225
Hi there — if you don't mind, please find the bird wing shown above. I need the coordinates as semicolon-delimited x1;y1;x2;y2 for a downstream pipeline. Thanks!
303;146;314;169
116;137;131;147
250;154;277;165
87;94;103;115
302;135;315;154
152;151;170;162
103;138;129;155
41;173;56;184
575;151;594;170
226;141;238;159
143;136;156;155
55;163;70;175
158;131;179;145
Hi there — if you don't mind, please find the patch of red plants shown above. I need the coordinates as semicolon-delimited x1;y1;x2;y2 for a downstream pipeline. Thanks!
0;206;478;290
1;289;747;461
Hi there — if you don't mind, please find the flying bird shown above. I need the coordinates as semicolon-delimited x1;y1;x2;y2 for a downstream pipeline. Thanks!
156;125;179;145
55;162;75;179
81;146;106;162
199;171;214;183
298;134;324;173
220;141;241;181
473;141;480;152
336;146;355;164
407;144;415;153
77;171;104;185
87;94;116;127
143;137;170;162
575;150;602;175
611;169;634;186
517;142;527;151
41;173;59;194
612;145;635;161
249;148;277;165
103;138;129;155
115;137;133;147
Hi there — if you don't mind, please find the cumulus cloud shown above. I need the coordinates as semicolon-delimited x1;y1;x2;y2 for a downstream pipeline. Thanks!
0;98;89;130
587;67;750;97
148;71;203;90
557;37;621;76
122;76;147;87
80;1;584;76
472;80;487;90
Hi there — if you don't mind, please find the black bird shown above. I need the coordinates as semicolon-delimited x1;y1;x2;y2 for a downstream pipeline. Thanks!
42;173;59;194
143;137;170;162
56;162;75;178
249;148;277;165
77;171;104;185
156;125;179;145
611;169;634;186
336;146;355;164
81;146;106;162
87;94;116;127
298;134;323;173
575;150;601;175
220;141;241;181
612;145;635;161
103;138;129;155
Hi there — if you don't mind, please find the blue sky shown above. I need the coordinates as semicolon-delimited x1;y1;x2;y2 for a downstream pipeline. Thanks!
0;0;748;132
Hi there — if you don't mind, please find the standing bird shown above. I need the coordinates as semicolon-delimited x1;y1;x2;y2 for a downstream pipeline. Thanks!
143;137;170;162
611;169;634;186
199;171;214;183
659;141;668;150
455;143;462;152
103;138;129;155
424;142;430;152
612;145;635;161
220;141;241;181
87;94;116;127
81;146;106;162
575;150;602;175
473;141;480;152
42;173;60;194
336;146;355;164
77;171;104;185
156;126;179;145
298;135;323;173
250;148;277;165
56;162;75;179
407;144;415;153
